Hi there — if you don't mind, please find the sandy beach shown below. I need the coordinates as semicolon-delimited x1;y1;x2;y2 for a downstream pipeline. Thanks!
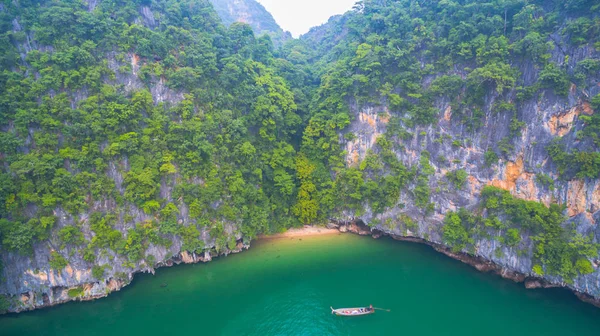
259;226;340;239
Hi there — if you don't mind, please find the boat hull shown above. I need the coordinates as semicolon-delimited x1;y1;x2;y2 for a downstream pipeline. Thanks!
331;307;375;316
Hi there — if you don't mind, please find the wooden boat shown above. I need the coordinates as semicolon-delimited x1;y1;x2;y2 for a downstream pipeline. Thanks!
330;306;375;316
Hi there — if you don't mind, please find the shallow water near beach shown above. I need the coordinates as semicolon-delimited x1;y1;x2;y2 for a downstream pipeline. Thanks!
1;234;599;335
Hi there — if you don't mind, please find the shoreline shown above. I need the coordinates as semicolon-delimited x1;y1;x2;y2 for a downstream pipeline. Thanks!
3;226;340;315
258;226;340;239
4;223;600;314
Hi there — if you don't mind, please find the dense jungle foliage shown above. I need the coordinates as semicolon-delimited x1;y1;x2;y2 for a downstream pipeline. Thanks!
0;0;599;280
0;0;312;260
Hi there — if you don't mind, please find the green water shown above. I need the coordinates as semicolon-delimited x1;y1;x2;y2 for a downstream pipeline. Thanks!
2;234;599;335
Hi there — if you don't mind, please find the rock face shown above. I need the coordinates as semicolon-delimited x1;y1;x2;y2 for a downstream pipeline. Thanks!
333;41;600;304
209;0;291;44
0;152;249;313
1;221;247;313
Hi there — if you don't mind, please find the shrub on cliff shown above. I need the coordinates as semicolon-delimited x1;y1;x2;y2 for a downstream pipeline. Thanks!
446;170;468;189
57;226;85;249
547;141;600;179
67;287;84;298
0;219;34;254
484;151;499;167
538;63;571;97
467;62;518;94
92;265;106;279
575;258;594;275
49;252;68;272
442;211;474;252
505;228;521;247
579;94;600;145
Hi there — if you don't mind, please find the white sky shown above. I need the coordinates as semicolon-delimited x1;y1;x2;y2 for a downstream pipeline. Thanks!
256;0;357;37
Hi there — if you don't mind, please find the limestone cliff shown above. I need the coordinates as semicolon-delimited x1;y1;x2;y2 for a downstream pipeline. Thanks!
0;0;263;313
209;0;291;45
336;41;600;302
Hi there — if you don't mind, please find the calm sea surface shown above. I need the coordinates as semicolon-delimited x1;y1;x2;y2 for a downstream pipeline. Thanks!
1;234;599;335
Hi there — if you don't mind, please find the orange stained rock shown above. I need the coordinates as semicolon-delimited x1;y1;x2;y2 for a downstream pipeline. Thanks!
107;279;122;291
379;111;391;123
582;101;594;115
350;150;360;166
567;180;587;218
65;265;74;277
131;53;140;75
443;105;452;121
592;183;600;214
492;156;524;191
346;109;388;166
360;112;378;128
181;250;194;263
468;175;481;195
345;139;364;166
26;269;48;282
345;140;358;165
489;156;538;201
83;283;94;292
75;269;86;282
20;294;31;305
547;102;593;137
48;268;57;287
583;212;596;225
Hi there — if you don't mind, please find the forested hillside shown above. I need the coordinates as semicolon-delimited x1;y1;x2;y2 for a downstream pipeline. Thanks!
0;0;316;311
0;0;599;312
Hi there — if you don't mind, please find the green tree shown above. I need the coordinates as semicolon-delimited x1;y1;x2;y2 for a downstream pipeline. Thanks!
442;212;472;252
49;252;68;272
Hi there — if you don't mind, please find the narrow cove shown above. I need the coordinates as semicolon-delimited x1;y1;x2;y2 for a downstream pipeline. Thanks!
1;234;599;335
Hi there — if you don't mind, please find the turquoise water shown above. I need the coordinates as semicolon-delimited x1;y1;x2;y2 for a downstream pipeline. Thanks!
1;234;599;335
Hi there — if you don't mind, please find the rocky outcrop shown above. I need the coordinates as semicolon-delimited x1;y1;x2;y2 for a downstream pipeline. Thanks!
208;0;291;44
333;39;600;306
0;150;246;313
546;102;594;137
2;239;248;314
335;96;600;304
345;107;390;166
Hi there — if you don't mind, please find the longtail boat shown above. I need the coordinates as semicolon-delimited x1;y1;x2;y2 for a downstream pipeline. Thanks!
330;306;375;316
